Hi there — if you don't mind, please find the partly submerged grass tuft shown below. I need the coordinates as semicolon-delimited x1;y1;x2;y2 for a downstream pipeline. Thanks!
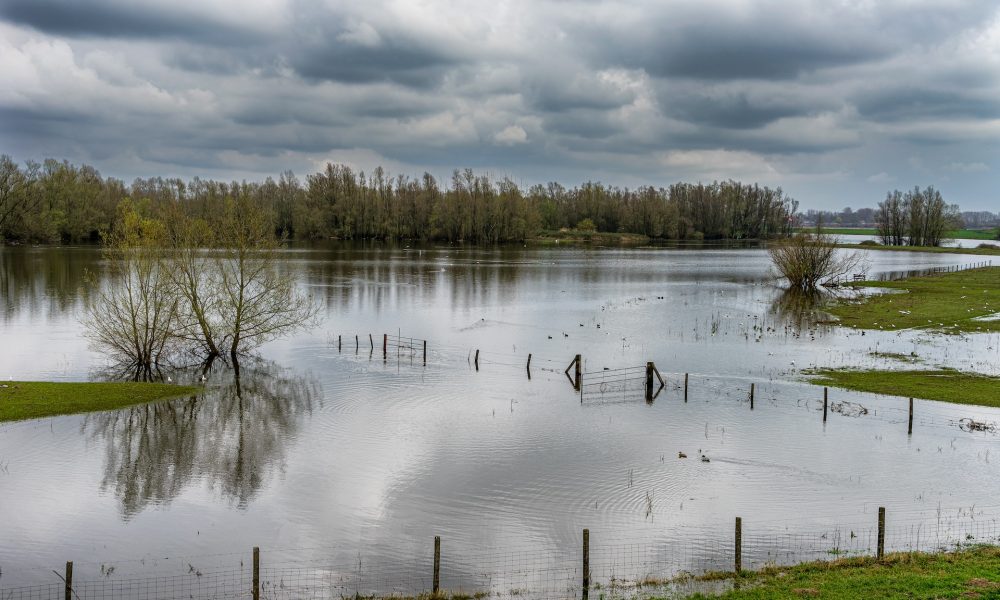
807;368;1000;408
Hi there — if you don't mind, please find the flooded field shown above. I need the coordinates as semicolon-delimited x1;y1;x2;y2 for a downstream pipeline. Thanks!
1;243;999;597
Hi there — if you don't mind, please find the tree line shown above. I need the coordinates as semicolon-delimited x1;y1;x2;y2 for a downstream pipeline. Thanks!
0;156;798;244
875;186;961;247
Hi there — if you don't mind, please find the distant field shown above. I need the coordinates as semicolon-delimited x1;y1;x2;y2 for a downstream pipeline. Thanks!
796;227;998;240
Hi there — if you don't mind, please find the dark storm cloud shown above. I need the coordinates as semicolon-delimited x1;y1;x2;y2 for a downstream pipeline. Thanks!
289;40;457;88
663;90;811;130
637;29;884;81
0;0;998;209
854;88;1000;123
0;0;263;44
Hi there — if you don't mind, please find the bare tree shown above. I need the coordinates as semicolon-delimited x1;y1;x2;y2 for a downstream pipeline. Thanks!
769;233;868;290
161;205;225;358
876;190;906;246
215;192;318;358
84;203;178;378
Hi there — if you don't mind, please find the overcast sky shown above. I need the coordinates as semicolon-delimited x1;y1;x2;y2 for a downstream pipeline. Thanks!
0;0;997;210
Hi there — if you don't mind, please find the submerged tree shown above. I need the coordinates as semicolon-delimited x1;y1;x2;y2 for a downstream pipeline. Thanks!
84;193;318;370
84;202;178;378
215;192;318;358
768;233;867;290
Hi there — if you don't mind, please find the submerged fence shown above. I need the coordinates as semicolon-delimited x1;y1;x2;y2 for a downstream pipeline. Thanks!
5;504;1000;600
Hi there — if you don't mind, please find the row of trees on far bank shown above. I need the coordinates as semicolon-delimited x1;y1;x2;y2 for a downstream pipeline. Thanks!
0;156;797;244
875;186;961;247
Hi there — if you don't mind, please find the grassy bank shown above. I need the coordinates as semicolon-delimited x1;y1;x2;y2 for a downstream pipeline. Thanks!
826;266;1000;333
834;242;1000;256
806;369;1000;408
680;547;1000;600
530;229;651;245
798;227;998;240
0;381;200;422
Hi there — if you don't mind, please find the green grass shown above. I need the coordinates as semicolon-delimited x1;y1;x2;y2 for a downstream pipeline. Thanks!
826;266;1000;333
834;243;1000;255
679;547;1000;599
0;381;200;422
806;368;1000;408
530;229;651;245
798;227;999;240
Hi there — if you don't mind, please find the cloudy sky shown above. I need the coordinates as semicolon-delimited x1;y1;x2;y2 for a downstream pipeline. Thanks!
0;0;997;210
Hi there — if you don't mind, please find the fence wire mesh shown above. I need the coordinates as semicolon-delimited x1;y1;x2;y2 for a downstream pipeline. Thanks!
5;509;1000;600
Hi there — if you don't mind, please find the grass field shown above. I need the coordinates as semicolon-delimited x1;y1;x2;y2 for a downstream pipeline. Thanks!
826;266;1000;333
834;243;1000;256
0;381;200;422
806;368;1000;408
678;547;1000;600
797;227;999;240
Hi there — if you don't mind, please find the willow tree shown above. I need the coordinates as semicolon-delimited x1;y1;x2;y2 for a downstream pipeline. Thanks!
769;233;867;290
215;193;317;359
84;203;178;378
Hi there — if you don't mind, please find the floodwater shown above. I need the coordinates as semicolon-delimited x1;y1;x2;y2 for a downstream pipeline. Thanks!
1;243;999;598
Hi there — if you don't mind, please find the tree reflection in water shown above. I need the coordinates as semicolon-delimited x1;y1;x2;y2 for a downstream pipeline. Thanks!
769;287;835;330
84;358;319;519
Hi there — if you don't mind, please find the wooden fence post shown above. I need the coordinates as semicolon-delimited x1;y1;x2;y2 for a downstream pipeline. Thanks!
823;387;828;423
423;340;427;365
645;362;654;402
877;507;886;560
355;334;359;352
735;517;742;574
383;333;388;359
749;383;754;410
575;354;582;389
474;349;479;371
684;373;689;402
369;333;374;351
64;561;73;600
526;353;532;379
582;528;590;598
908;398;913;435
338;335;341;352
433;536;441;595
252;547;260;600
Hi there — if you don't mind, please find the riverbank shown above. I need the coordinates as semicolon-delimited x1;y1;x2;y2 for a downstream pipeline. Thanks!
834;242;1000;255
0;381;200;422
799;227;998;241
825;266;1000;333
806;369;1000;408
529;229;652;245
677;546;1000;600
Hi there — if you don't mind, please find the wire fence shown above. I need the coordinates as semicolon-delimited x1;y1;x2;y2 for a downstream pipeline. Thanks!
825;259;993;287
321;324;1000;437
5;506;1000;600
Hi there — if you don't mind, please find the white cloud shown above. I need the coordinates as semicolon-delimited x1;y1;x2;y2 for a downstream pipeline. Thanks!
493;124;527;145
947;161;990;173
866;172;895;183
